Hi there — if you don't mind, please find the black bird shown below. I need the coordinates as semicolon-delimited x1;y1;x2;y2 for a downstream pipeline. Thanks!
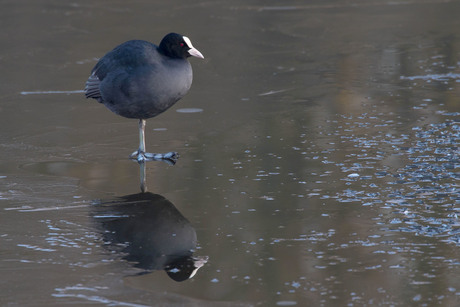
85;33;204;162
93;192;208;281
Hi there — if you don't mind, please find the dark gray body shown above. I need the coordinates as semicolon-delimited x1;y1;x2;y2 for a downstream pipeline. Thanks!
85;40;193;119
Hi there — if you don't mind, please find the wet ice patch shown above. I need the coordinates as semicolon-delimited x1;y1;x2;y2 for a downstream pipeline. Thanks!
276;301;297;306
400;73;460;81
17;244;56;252
20;90;85;95
258;89;291;96
347;173;360;178
335;114;459;244
176;108;203;113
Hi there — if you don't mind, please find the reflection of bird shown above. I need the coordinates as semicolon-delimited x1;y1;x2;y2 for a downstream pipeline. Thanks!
93;192;207;281
85;33;204;163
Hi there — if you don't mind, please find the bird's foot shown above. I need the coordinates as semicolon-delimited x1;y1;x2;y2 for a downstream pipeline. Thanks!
129;150;179;165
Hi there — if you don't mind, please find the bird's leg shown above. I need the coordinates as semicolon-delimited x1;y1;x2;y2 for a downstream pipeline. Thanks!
139;118;146;155
130;119;146;160
139;160;147;193
129;119;179;164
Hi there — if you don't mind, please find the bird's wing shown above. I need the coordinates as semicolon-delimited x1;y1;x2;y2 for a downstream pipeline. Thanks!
84;71;102;101
84;40;157;102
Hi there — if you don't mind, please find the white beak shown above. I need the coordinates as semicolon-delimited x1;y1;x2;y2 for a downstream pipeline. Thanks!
184;36;204;59
188;47;204;59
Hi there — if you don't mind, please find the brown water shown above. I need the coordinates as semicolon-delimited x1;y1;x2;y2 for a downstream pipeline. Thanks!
1;0;459;306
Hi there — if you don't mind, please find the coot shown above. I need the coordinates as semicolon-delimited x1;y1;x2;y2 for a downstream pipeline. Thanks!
85;33;204;162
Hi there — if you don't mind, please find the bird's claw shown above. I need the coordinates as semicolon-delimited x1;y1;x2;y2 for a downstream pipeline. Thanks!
130;150;179;165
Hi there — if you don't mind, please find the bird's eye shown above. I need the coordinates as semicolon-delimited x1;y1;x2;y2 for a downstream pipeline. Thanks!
180;42;185;47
